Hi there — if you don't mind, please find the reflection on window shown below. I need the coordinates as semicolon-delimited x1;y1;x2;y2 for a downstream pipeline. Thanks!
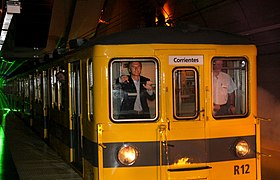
110;59;158;122
173;68;198;119
212;57;247;118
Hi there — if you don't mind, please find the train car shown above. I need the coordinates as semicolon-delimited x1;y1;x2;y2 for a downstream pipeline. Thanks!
6;26;261;179
7;73;33;125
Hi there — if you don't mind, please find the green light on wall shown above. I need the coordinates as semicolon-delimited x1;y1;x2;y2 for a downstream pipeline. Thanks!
0;57;27;90
0;108;10;130
0;56;25;178
0;108;11;178
0;90;8;111
0;126;5;176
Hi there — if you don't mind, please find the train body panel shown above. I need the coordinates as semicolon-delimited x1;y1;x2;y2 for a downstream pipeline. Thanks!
5;27;260;179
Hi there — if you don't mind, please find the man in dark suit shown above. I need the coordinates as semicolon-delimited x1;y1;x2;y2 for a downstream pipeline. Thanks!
116;61;155;119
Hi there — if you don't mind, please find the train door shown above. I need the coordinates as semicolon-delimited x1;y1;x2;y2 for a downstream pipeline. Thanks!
69;61;83;172
156;51;210;179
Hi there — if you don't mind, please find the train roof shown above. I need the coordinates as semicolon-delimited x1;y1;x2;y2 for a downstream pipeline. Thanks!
88;26;253;46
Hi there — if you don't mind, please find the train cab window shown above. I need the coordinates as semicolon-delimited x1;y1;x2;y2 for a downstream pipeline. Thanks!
110;59;158;122
173;68;198;119
212;57;248;118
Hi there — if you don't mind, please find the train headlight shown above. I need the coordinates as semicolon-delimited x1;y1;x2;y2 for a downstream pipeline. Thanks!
117;144;139;166
235;140;250;158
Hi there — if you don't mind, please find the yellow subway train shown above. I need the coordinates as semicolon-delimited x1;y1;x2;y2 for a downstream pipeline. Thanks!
6;27;261;179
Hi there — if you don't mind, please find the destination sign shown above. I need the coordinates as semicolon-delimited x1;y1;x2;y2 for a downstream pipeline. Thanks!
169;55;204;65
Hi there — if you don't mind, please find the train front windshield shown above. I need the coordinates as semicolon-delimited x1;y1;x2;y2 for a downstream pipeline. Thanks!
212;57;248;118
110;59;158;122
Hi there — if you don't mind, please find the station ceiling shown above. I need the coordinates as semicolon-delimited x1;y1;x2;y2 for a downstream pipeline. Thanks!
0;0;280;77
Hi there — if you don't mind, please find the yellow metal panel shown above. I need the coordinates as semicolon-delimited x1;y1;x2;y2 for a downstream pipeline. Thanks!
210;159;257;179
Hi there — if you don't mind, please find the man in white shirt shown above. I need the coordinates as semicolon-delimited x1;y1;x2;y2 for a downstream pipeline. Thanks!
213;60;237;116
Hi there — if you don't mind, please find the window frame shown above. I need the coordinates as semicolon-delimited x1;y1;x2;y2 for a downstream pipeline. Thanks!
172;67;199;120
212;57;249;119
109;58;159;122
87;58;94;121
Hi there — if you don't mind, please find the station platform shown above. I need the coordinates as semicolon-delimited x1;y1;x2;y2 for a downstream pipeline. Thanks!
0;109;82;180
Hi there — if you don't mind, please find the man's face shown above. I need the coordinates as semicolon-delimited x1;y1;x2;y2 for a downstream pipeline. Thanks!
213;60;223;72
130;62;142;76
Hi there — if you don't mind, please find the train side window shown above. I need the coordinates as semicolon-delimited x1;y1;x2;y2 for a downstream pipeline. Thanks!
18;79;24;112
38;73;42;102
24;78;29;98
23;77;30;114
110;59;158;122
18;79;21;96
42;71;49;112
56;66;66;111
173;68;198;119
87;58;94;121
29;75;33;104
34;73;42;102
33;75;37;101
212;57;248;118
51;67;57;108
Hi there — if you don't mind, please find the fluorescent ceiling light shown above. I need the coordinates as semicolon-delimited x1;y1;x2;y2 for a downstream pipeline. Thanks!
0;30;7;41
0;13;14;50
2;13;13;30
